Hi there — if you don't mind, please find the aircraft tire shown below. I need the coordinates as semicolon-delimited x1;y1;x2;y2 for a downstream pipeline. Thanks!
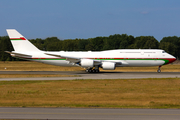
95;69;99;73
88;69;92;73
85;69;89;73
86;69;99;73
157;69;161;73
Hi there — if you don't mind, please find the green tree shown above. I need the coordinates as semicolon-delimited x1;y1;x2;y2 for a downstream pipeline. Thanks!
0;36;14;61
30;38;45;50
133;36;158;49
44;37;61;51
77;39;88;51
159;42;177;56
159;36;180;58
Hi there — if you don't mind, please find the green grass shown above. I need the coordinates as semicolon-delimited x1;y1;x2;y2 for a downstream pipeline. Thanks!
0;74;78;78
0;61;180;72
0;78;180;108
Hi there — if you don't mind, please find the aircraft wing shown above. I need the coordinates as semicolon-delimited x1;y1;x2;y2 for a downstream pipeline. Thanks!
45;52;102;65
5;51;32;58
45;53;80;63
44;53;127;66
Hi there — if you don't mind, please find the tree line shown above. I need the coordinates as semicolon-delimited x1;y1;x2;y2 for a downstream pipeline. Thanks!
0;34;180;61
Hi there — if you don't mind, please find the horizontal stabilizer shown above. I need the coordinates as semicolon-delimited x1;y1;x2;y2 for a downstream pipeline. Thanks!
5;51;32;58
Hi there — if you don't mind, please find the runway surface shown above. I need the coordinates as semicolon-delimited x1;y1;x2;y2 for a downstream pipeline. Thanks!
0;71;180;81
1;107;180;120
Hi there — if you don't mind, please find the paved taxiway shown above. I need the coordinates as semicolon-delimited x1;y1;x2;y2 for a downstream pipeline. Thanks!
1;107;180;120
0;71;180;81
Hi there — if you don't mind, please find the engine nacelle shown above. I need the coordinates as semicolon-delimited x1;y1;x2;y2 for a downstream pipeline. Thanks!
80;59;94;68
102;62;116;70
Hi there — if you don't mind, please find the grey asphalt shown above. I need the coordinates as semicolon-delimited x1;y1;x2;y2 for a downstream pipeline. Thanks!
0;107;180;120
0;71;180;81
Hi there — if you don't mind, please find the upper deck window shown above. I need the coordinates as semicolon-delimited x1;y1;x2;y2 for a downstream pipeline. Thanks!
144;52;155;53
120;52;140;53
162;51;166;53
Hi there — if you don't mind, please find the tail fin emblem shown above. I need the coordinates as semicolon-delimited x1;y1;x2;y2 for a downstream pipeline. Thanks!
10;37;26;40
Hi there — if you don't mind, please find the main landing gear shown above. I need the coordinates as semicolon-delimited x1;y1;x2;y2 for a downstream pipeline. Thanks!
86;68;99;73
157;66;161;73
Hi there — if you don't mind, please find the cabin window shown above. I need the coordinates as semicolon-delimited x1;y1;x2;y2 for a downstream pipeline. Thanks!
162;51;166;53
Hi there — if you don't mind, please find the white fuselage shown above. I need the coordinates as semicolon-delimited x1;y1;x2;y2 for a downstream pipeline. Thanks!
19;49;176;67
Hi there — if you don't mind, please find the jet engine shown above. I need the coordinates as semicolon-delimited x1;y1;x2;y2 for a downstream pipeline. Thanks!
101;62;116;70
80;59;94;67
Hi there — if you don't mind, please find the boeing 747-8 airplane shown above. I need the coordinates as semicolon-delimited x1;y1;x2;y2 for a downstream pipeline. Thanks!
5;29;176;73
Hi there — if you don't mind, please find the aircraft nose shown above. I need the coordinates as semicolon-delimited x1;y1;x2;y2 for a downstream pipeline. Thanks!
169;55;176;63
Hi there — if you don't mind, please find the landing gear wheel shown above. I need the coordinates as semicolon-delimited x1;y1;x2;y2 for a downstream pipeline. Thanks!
88;69;92;73
95;69;99;73
92;69;96;73
157;66;161;73
85;69;92;73
85;69;89;73
85;69;99;73
157;69;161;73
85;67;100;73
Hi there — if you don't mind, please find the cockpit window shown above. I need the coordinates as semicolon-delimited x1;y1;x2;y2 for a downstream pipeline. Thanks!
162;51;166;53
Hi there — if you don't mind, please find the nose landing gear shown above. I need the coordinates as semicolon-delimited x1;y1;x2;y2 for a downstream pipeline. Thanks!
157;66;161;73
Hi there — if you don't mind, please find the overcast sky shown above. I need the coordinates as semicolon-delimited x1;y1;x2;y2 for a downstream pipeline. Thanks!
0;0;180;41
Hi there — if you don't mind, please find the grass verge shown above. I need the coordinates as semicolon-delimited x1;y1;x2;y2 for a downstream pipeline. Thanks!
0;74;78;78
0;78;180;108
0;61;180;72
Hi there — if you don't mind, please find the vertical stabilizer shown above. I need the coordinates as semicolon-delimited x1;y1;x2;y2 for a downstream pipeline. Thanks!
6;29;40;52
